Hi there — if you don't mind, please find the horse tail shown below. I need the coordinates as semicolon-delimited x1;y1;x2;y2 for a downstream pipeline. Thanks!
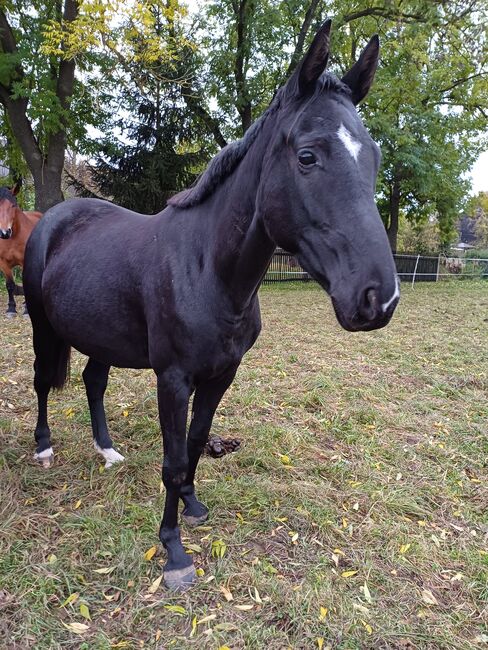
52;341;71;391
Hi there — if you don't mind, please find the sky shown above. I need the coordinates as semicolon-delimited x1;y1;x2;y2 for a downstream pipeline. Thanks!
470;150;488;194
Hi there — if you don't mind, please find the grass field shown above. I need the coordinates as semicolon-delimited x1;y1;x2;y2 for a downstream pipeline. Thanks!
0;281;487;649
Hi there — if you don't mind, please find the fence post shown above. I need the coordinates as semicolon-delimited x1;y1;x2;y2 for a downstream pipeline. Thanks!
412;254;420;288
436;254;441;282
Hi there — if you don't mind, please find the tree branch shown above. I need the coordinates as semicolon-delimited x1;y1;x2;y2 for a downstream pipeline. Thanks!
285;0;321;78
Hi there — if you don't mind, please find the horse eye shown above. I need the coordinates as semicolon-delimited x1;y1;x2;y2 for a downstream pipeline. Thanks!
298;150;317;166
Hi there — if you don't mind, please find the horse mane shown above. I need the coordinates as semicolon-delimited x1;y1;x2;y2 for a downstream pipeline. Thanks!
0;187;17;206
169;72;351;210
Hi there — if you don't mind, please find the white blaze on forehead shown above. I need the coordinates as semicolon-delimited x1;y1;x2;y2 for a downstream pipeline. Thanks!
337;123;362;162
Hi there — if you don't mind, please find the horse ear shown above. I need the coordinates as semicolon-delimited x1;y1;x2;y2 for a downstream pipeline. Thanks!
11;180;22;196
341;35;379;105
297;19;332;95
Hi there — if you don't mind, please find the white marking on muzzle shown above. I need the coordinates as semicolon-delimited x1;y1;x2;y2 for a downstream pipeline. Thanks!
337;123;362;162
381;277;400;313
94;441;125;468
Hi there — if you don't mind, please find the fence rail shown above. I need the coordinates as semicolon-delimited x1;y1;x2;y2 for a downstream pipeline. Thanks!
262;250;488;285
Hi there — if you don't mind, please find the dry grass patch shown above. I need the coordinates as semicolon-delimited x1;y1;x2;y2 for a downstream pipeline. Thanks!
0;281;487;649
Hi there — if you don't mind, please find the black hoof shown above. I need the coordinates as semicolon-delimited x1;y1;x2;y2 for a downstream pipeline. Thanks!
164;564;197;591
5;311;16;319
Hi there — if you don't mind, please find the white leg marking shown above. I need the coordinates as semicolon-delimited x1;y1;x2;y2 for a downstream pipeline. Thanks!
94;441;125;468
337;123;362;162
381;277;400;313
33;447;54;468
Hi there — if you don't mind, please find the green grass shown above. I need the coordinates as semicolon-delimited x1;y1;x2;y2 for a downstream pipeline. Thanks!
0;281;487;649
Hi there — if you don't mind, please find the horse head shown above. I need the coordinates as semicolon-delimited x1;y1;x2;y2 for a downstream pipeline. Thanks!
258;21;399;331
0;183;21;240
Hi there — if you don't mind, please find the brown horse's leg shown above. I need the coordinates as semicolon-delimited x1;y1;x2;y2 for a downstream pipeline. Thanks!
156;369;195;591
180;364;239;526
2;268;17;316
82;358;124;468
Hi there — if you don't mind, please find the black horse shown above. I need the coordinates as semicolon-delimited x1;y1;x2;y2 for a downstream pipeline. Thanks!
24;21;399;590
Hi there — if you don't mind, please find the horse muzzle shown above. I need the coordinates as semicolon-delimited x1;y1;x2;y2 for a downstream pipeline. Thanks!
332;280;400;332
0;228;12;239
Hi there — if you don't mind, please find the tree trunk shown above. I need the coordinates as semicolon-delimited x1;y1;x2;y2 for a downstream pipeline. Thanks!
387;179;401;252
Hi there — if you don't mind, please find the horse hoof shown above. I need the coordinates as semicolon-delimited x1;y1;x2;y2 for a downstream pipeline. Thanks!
34;448;54;468
163;564;197;591
94;442;125;468
22;312;30;320
181;508;209;527
5;311;16;319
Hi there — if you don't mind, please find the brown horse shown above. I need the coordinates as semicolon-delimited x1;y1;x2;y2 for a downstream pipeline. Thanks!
0;184;42;317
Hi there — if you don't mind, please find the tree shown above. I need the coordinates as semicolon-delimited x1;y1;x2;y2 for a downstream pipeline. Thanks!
466;192;488;248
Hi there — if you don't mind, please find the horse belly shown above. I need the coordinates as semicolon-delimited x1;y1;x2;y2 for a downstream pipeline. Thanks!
42;267;150;369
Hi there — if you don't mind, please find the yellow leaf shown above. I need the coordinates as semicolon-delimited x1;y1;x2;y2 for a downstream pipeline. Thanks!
341;570;358;578
144;546;157;561
62;622;89;634
163;604;186;615
342;517;348;528
218;646;232;650
333;548;345;556
400;543;411;554
147;575;163;594
361;619;372;634
196;568;205;577
190;615;197;637
155;630;162;641
74;499;82;509
220;585;234;601
93;566;115;575
60;592;79;608
317;639;324;649
79;603;91;620
47;554;57;564
122;410;129;417
279;454;291;465
319;606;328;621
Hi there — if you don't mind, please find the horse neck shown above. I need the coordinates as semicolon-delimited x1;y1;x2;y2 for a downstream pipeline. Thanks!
207;122;277;311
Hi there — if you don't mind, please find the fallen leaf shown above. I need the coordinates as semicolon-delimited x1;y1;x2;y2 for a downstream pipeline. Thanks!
361;619;373;634
147;575;163;594
319;606;328;621
74;499;82;510
361;582;372;604
220;585;233;601
234;604;253;610
144;546;157;561
59;593;80;608
164;604;186;615
341;570;358;578
190;615;197;637
400;543;411;555
317;639;324;650
93;566;116;575
62;622;89;634
197;614;217;625
196;568;205;577
421;589;438;606
79;603;91;621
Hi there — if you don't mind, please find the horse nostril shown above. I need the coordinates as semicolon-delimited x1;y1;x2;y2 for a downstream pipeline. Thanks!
359;287;380;322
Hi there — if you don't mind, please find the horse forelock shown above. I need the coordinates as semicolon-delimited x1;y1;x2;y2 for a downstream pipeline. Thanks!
0;187;18;207
168;72;351;210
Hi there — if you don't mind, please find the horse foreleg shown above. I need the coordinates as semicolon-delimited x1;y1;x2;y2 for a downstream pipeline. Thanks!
5;275;17;317
156;369;195;591
82;358;124;468
180;364;239;527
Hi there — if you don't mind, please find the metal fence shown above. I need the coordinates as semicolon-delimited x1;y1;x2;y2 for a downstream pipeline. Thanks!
262;250;488;285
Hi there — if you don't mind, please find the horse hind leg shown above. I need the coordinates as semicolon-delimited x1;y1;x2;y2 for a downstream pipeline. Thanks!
31;316;71;468
82;358;124;468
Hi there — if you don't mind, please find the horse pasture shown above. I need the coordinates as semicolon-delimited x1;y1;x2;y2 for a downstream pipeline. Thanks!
0;282;487;649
